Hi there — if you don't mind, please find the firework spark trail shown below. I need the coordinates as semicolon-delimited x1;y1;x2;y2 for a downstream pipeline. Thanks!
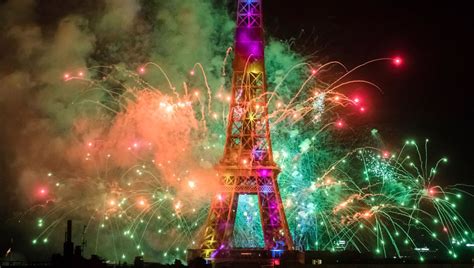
300;144;471;259
20;56;472;264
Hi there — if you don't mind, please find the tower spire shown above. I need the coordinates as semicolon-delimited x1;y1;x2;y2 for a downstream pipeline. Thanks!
222;0;273;167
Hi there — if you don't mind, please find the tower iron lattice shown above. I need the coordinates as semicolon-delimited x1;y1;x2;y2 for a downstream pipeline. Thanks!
199;0;293;258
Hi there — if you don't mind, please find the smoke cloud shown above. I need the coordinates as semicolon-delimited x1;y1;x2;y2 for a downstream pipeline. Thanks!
0;0;305;262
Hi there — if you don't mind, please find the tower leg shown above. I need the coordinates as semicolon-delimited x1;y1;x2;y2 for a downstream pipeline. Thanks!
258;177;293;250
200;192;238;258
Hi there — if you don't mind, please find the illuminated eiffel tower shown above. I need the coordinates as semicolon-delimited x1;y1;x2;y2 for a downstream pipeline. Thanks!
198;0;293;259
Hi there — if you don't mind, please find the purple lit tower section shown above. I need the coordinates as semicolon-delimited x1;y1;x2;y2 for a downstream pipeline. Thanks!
198;0;293;258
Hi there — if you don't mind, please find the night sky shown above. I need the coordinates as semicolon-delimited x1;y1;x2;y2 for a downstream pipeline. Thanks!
265;1;473;184
0;0;473;261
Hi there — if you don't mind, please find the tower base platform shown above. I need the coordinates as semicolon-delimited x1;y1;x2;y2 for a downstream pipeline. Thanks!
187;249;305;267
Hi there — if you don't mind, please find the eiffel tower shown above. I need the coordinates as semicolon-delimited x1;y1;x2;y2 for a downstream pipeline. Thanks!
198;0;293;259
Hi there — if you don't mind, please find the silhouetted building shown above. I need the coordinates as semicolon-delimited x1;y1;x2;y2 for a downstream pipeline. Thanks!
63;219;74;261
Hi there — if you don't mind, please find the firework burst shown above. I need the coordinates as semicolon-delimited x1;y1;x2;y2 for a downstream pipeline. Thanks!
23;57;472;263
